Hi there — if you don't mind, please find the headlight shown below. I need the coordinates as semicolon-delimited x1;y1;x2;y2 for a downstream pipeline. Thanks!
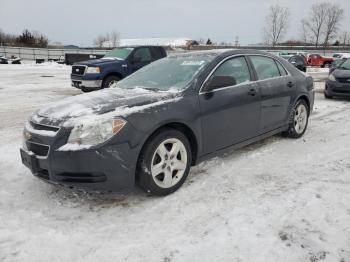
85;67;100;74
64;117;126;149
328;74;336;81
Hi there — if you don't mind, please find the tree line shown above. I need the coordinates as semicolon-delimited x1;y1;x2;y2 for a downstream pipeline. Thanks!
263;2;349;48
0;29;48;48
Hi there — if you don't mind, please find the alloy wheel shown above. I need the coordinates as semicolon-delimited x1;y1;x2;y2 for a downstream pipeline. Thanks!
151;138;188;189
294;104;308;134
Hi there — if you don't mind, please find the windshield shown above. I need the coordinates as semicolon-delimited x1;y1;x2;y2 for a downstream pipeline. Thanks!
339;59;350;70
116;54;215;91
104;47;134;60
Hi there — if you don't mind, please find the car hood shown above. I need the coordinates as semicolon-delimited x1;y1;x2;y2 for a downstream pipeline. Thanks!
76;57;124;67
332;69;350;78
32;88;180;127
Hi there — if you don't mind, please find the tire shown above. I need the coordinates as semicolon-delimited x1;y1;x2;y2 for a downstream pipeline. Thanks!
137;129;192;196
102;75;120;89
285;100;309;138
324;92;333;99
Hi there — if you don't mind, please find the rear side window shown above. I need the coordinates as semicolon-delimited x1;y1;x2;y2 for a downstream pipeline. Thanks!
151;47;165;60
250;56;281;80
211;56;251;85
276;61;288;76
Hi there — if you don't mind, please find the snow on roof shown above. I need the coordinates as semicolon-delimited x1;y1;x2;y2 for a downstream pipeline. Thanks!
102;37;193;48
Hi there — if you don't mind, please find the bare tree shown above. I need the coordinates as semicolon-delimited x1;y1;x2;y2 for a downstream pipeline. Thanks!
303;3;328;47
301;19;311;45
93;31;120;48
93;34;108;48
263;5;290;47
322;4;344;48
340;32;349;48
110;31;120;48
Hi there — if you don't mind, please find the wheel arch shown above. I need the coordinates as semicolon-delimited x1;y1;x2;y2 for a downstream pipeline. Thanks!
102;72;123;83
296;94;311;113
137;122;199;168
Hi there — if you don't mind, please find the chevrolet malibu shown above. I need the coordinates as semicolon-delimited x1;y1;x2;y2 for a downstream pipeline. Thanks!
20;50;314;196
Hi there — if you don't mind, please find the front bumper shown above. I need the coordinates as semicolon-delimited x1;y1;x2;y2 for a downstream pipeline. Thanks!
71;74;102;90
325;80;350;97
71;79;102;90
20;122;140;192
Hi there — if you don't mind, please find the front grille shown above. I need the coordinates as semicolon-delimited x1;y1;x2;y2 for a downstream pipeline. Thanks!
333;88;350;94
337;78;350;84
30;121;59;132
72;65;86;76
27;142;49;157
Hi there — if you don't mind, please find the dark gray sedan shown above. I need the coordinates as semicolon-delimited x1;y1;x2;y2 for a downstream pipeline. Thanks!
20;50;314;195
325;58;350;99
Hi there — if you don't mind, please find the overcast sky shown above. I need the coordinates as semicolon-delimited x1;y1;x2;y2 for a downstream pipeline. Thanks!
1;0;349;46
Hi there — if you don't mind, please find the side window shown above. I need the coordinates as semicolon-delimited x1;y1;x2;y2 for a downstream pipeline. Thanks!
276;61;288;76
211;56;251;86
250;56;281;80
133;48;152;63
151;47;165;60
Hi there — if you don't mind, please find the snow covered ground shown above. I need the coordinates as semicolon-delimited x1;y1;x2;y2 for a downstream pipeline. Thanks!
0;63;350;262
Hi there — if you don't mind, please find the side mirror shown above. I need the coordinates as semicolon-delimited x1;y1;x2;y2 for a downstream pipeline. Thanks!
204;76;236;92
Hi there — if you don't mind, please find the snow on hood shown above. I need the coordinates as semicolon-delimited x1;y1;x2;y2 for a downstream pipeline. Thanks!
33;87;181;127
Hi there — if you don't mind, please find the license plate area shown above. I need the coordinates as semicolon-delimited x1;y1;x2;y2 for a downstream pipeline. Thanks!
20;148;40;173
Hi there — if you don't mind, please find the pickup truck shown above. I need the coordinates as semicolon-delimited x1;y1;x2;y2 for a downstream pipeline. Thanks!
71;46;167;92
307;54;334;68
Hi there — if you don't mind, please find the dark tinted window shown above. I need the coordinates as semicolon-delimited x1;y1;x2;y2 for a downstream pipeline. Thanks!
133;48;152;62
211;56;251;85
250;56;281;80
151;47;165;60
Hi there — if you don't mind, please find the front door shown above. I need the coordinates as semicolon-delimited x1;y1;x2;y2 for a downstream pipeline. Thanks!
129;47;152;73
199;56;261;154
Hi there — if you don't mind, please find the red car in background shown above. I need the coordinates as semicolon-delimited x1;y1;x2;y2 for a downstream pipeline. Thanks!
307;54;334;68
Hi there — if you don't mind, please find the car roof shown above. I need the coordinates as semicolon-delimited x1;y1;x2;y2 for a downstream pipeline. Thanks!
115;45;164;49
169;49;275;59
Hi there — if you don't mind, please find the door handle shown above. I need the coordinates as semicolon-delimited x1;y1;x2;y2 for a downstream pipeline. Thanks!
248;89;257;96
287;82;294;88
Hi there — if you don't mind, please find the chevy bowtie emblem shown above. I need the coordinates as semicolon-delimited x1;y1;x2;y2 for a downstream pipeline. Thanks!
76;69;79;72
25;131;32;140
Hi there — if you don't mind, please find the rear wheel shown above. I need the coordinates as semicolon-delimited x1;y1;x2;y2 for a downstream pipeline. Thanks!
102;75;120;89
137;129;192;196
285;100;309;138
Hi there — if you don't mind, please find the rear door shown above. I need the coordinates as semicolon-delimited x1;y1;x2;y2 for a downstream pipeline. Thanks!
129;47;152;73
150;47;166;61
199;56;261;154
248;55;296;133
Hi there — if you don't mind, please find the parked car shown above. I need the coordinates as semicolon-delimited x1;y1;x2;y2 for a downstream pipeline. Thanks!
329;58;348;74
325;58;350;99
288;55;307;72
71;46;167;92
0;56;8;64
332;53;350;59
307;53;334;67
21;50;314;195
0;55;21;64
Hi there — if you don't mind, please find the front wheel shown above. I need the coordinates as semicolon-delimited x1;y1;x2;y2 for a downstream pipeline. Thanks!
137;129;192;196
324;92;333;99
102;75;120;89
285;100;309;138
